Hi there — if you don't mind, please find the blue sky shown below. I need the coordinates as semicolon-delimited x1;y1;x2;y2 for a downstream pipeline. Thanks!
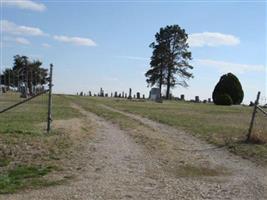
1;0;266;104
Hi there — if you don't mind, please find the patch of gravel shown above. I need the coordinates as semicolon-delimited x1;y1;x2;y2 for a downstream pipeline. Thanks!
101;104;267;199
2;103;266;200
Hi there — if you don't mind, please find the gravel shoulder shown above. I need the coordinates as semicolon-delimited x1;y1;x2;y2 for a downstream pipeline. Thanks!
2;103;266;200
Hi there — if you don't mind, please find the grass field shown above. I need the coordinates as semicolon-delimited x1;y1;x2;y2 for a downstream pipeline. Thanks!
0;93;266;193
0;93;82;193
69;96;267;166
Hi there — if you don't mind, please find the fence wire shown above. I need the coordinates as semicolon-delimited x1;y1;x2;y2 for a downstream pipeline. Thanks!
249;96;267;144
0;68;49;134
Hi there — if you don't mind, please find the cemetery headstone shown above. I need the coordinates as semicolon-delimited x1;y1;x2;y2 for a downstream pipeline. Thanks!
181;94;185;101
128;88;132;99
20;85;27;98
137;92;140;99
99;88;104;97
143;94;145;99
114;91;118;98
149;88;161;102
195;96;200;103
2;87;6;93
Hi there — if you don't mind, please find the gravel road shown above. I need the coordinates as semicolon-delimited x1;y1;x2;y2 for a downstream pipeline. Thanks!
2;103;266;200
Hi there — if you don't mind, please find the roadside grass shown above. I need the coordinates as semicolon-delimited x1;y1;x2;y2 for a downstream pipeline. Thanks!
0;93;81;135
0;165;62;194
72;96;267;165
0;93;82;193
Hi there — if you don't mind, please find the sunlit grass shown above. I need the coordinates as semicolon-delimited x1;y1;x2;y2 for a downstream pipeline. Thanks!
71;96;267;165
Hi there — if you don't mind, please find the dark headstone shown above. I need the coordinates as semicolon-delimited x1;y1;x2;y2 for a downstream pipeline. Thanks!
143;94;145;99
137;92;140;99
249;101;254;106
128;88;132;99
195;96;200;103
100;88;104;97
114;92;118;98
181;94;185;101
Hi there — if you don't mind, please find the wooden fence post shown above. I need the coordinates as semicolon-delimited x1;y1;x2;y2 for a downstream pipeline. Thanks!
247;91;261;142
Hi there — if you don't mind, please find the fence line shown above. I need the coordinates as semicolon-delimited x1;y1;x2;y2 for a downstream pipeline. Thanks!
0;64;54;133
247;91;267;142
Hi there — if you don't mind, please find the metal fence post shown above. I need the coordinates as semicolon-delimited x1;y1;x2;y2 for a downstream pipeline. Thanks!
247;91;261;142
47;64;53;133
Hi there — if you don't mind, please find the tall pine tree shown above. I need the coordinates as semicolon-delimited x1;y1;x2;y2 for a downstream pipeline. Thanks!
145;25;193;99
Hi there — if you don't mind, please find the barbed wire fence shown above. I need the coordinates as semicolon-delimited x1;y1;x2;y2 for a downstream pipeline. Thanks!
247;92;267;143
0;64;53;134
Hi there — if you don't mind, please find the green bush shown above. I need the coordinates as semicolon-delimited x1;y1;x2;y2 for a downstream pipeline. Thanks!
213;93;233;105
212;73;244;105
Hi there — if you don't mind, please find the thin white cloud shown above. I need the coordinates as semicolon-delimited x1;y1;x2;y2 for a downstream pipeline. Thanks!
1;20;46;36
195;59;265;74
188;32;240;47
53;35;96;47
15;37;30;45
3;36;30;45
3;0;46;12
42;43;51;48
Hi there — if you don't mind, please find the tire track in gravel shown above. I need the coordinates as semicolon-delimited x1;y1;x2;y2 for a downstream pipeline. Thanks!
2;103;266;200
100;104;267;200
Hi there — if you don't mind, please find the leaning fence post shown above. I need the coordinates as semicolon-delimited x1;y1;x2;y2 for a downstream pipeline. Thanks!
47;64;53;133
247;91;261;142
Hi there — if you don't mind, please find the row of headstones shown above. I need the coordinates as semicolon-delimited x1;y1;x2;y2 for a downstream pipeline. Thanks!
176;94;212;103
77;88;146;99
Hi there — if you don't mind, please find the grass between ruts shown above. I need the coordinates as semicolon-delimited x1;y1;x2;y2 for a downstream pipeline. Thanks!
0;93;266;193
0;93;83;194
70;96;267;166
69;95;231;177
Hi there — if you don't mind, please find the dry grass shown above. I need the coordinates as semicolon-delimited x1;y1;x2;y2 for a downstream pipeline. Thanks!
71;96;267;166
69;96;231;179
0;94;89;193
